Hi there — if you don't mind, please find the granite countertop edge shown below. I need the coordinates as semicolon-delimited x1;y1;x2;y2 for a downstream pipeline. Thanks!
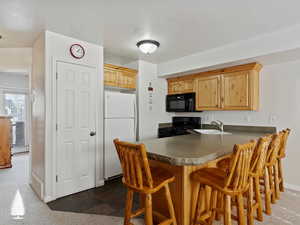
147;150;227;166
144;129;275;166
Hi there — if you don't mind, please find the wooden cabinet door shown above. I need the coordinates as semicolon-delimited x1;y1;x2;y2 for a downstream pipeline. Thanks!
104;67;118;87
222;71;250;110
168;79;194;94
104;65;137;89
123;72;136;89
195;75;221;110
168;80;182;94
182;79;194;93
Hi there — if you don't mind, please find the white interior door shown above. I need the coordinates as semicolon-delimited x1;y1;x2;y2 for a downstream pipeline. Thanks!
56;62;97;198
104;118;135;179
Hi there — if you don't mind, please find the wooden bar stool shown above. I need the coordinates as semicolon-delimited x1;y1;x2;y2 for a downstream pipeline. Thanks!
191;141;256;225
216;137;272;224
262;133;282;215
246;136;272;225
113;139;177;225
277;128;291;193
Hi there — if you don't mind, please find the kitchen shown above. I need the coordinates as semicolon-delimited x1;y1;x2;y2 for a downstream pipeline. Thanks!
101;61;288;225
0;1;300;225
0;34;296;225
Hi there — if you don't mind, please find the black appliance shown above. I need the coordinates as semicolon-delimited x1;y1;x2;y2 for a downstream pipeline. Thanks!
158;116;201;138
166;93;196;112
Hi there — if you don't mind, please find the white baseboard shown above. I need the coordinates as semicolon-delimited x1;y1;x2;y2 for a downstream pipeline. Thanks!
30;172;44;200
285;183;300;192
96;179;105;187
44;195;55;203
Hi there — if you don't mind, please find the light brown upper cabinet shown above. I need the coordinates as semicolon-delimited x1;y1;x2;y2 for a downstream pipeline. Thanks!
168;78;194;94
195;75;221;110
104;64;137;89
222;71;249;110
167;63;262;111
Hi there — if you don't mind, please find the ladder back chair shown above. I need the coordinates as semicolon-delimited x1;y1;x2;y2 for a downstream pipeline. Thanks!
247;136;272;225
191;140;256;225
277;128;291;193
113;139;177;225
261;133;282;215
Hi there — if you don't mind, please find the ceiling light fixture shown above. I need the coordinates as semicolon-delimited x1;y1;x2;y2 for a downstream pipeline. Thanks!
136;40;160;54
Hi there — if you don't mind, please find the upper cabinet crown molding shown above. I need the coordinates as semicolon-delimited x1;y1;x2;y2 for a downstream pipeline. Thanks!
167;62;262;111
104;64;138;89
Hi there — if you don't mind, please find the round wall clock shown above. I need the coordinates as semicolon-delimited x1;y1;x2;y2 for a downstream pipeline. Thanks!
70;44;85;59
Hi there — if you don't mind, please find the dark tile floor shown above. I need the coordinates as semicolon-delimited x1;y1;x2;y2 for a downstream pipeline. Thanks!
47;177;140;217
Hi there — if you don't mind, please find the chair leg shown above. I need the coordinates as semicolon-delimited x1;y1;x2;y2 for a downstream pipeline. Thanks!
264;168;272;215
208;189;218;225
268;166;276;204
145;194;153;225
164;184;177;225
237;194;246;225
254;176;263;221
194;185;205;225
274;163;280;200
124;190;134;225
278;159;285;192
216;192;223;221
224;195;232;225
247;178;254;225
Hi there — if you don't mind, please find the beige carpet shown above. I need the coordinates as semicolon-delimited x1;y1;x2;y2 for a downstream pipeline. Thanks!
0;154;299;225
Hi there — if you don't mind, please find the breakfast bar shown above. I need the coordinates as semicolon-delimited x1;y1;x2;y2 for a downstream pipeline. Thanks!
141;131;271;225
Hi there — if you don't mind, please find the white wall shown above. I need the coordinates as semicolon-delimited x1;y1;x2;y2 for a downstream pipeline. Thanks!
137;60;173;140
0;72;29;89
31;32;46;199
0;48;32;72
157;24;300;77
31;31;104;202
177;60;300;189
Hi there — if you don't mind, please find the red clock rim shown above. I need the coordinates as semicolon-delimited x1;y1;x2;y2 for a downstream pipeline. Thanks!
70;43;85;59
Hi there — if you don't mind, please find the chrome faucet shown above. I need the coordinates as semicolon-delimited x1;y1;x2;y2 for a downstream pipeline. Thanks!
210;120;224;132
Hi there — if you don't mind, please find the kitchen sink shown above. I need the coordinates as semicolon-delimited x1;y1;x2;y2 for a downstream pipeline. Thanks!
193;129;232;135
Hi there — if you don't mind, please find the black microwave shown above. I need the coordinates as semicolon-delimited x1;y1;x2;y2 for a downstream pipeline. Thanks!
166;93;196;112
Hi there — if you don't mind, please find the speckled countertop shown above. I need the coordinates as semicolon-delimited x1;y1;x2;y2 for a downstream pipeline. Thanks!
141;131;271;166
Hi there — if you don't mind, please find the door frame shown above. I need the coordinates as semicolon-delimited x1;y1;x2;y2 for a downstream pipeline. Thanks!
47;57;103;202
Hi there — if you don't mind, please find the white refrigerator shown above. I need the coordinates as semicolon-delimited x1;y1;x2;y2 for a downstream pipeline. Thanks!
104;90;137;179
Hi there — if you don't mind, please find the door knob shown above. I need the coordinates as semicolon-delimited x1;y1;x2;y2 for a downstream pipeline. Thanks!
90;131;96;136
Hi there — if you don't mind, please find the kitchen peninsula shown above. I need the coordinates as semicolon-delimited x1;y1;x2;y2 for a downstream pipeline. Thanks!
141;128;275;225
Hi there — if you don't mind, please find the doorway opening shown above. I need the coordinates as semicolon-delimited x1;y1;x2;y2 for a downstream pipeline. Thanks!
0;71;30;187
4;93;29;154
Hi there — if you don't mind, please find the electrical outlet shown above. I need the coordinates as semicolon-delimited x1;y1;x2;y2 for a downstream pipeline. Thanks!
269;114;277;124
